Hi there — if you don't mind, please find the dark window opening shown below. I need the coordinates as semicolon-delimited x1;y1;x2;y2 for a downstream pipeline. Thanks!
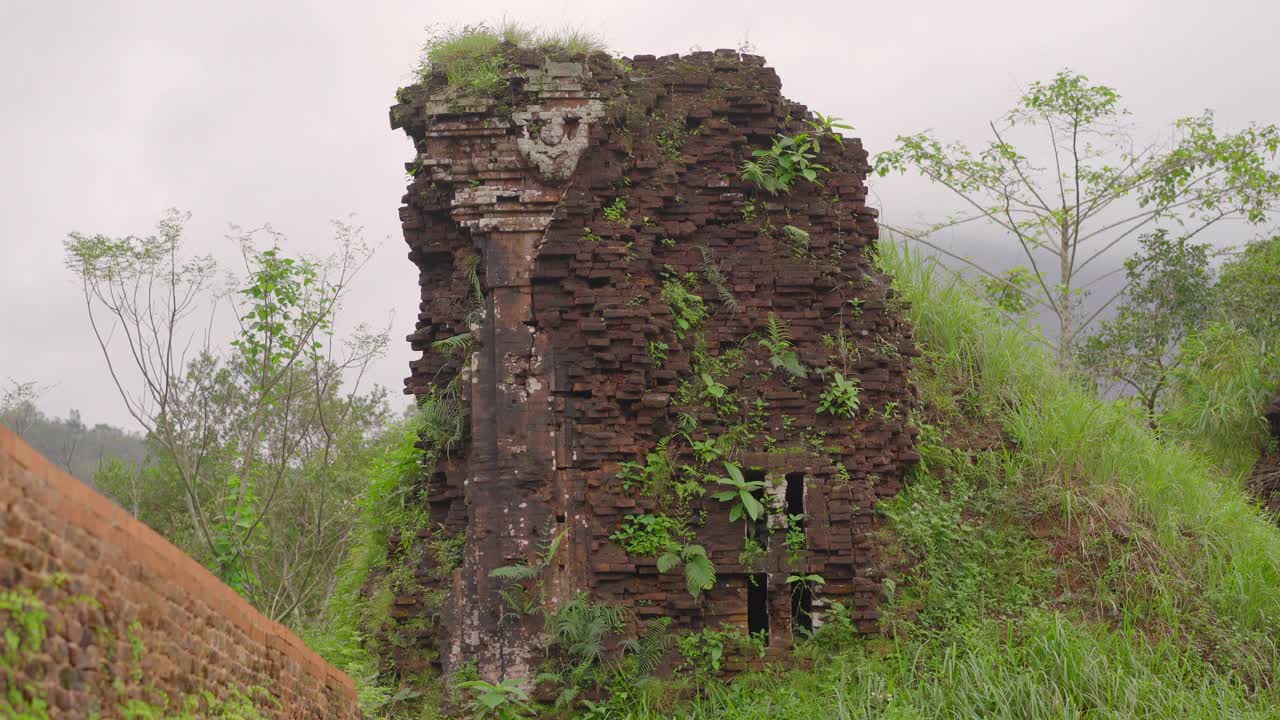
748;574;769;641
588;276;610;288
785;472;804;518
791;581;814;635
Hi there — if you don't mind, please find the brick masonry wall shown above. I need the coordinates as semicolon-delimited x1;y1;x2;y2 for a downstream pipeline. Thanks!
0;424;362;719
384;47;920;683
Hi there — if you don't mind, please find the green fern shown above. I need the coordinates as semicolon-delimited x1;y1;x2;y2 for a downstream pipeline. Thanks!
758;312;807;380
620;617;673;675
696;243;737;312
432;332;474;357
489;563;542;581
657;543;717;599
543;592;625;668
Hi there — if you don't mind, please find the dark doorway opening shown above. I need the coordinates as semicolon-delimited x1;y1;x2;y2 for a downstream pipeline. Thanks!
748;574;769;641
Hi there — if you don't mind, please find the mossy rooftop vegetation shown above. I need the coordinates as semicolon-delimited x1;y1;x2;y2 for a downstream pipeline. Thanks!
414;21;607;94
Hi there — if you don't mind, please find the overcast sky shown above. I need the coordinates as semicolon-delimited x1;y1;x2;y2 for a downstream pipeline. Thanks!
2;0;1277;430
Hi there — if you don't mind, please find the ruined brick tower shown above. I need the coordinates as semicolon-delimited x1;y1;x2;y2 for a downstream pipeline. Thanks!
386;45;920;683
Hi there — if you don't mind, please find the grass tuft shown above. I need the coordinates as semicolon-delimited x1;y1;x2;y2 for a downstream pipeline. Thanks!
414;20;607;94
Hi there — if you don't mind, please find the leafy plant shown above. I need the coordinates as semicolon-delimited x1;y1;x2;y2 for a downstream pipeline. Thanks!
740;130;833;195
805;112;853;142
456;678;535;719
603;197;630;224
618;617;674;675
784;513;807;555
648;340;669;367
661;273;707;341
711;462;766;523
543;593;626;669
1077;231;1214;420
490;529;567;616
758;312;807;380
781;225;811;259
817;372;862;420
738;537;766;569
615;437;675;497
676;624;764;678
610;514;681;556
657;543;717;599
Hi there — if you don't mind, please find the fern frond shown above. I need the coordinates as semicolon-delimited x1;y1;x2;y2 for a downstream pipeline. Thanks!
656;551;681;574
490;563;541;581
765;312;790;347
622;617;673;675
682;545;716;598
432;332;474;357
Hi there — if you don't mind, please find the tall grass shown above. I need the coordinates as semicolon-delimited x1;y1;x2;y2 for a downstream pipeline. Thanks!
879;239;1280;636
415;21;607;94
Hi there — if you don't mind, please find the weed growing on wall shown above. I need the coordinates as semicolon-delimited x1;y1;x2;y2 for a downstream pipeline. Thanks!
414;21;606;96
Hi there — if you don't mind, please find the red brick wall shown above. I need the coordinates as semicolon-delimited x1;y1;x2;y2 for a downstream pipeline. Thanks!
0;424;362;718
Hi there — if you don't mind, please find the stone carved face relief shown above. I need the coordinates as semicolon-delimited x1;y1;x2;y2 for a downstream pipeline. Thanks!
514;106;602;181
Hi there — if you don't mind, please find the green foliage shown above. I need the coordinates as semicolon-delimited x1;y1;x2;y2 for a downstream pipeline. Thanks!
592;235;1280;719
783;513;807;555
710;462;766;523
543;593;626;669
305;394;458;716
1161;322;1280;471
655;117;687;161
647;340;669;367
602;197;630;224
696;243;737;312
1215;234;1280;342
66;212;390;628
118;688;273;720
661;273;707;341
978;265;1036;316
876;69;1280;361
817;371;862;419
677;625;764;678
455;678;535;719
415;21;605;96
611;514;681;557
740;116;850;195
757;312;807;380
619;617;675;676
1077;231;1214;418
881;238;1280;641
615;436;675;497
0;588;48;719
231;246;327;373
432;332;475;357
209;474;262;597
780;225;811;259
490;529;567;617
656;543;717;599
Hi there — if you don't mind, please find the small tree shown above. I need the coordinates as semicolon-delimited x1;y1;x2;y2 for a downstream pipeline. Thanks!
876;69;1280;365
1215;234;1280;343
1077;231;1214;419
65;209;389;625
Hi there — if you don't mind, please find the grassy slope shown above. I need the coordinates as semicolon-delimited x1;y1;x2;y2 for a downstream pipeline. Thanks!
601;241;1280;719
